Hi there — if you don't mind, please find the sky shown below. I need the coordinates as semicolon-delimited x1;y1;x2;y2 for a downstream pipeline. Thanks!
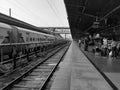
0;0;69;27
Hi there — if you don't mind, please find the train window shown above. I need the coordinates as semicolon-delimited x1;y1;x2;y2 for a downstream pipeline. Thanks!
2;37;10;43
33;38;35;41
30;38;32;41
20;37;24;43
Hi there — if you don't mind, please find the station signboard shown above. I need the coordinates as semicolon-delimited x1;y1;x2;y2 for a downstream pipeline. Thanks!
92;21;100;28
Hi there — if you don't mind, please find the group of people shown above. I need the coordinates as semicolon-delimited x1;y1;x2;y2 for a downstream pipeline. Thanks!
78;36;120;58
93;37;120;58
78;37;89;51
100;39;120;57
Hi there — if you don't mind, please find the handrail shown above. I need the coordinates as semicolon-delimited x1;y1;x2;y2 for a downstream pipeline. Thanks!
0;41;54;47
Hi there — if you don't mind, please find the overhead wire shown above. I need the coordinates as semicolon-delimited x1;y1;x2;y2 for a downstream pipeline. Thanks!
4;0;49;26
46;0;63;25
0;5;34;24
4;0;35;23
14;0;49;26
1;0;68;27
52;0;65;25
53;0;69;27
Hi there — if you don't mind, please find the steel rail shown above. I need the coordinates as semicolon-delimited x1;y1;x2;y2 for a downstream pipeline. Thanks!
39;43;71;90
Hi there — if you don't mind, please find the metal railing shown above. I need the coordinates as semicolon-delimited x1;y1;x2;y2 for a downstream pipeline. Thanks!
0;40;67;70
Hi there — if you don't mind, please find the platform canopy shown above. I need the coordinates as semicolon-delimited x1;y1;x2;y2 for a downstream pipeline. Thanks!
64;0;120;39
0;13;52;34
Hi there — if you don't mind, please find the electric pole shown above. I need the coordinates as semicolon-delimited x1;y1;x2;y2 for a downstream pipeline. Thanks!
9;8;11;17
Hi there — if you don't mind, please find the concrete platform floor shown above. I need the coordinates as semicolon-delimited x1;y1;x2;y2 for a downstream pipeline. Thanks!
50;41;112;90
81;43;120;89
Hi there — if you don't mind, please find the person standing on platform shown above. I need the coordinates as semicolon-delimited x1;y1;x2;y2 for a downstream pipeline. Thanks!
111;39;117;57
84;37;88;51
116;43;120;57
102;38;108;56
78;39;81;47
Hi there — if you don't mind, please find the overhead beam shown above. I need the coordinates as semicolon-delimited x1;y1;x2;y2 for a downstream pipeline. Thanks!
82;0;88;13
84;26;92;32
69;12;100;18
84;4;120;32
100;5;120;21
84;13;100;18
66;3;85;8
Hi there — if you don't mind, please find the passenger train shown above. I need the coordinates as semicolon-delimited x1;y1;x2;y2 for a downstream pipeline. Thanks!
0;22;62;58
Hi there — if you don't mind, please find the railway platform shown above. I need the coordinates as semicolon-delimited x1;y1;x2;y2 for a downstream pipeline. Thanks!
50;41;112;90
80;44;120;89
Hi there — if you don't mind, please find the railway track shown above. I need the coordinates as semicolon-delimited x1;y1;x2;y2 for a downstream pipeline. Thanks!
0;43;70;90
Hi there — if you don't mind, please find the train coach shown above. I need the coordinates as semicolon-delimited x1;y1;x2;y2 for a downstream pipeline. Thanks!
0;22;63;59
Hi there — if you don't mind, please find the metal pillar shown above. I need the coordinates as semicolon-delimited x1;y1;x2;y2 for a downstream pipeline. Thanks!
9;8;11;17
65;34;66;39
